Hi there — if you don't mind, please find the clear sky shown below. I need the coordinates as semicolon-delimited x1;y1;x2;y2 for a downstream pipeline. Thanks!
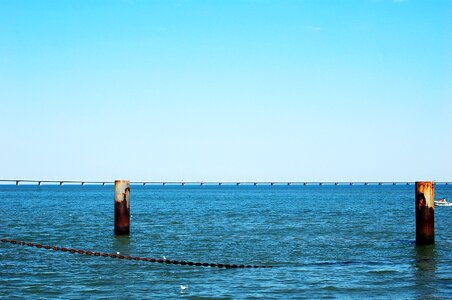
1;0;451;182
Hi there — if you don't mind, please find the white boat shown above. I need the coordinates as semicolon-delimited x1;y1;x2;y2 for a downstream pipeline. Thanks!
434;198;452;207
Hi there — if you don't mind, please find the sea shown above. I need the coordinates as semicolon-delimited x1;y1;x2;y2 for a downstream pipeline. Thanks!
1;184;451;299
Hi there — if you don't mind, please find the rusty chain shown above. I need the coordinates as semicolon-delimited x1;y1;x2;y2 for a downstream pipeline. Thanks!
1;238;271;269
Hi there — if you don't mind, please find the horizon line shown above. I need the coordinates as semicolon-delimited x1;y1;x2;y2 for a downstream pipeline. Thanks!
1;179;450;186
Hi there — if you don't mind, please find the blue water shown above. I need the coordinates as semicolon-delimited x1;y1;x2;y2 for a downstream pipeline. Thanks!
1;184;451;298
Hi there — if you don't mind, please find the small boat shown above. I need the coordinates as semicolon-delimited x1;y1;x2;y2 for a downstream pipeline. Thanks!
434;198;452;207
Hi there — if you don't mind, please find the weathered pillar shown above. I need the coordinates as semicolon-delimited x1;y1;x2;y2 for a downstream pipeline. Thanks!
114;180;130;235
415;181;434;245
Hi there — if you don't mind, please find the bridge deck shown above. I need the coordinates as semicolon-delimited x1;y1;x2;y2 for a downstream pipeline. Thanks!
0;179;450;186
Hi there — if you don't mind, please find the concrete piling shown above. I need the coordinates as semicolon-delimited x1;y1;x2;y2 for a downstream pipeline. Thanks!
114;180;130;236
415;181;434;245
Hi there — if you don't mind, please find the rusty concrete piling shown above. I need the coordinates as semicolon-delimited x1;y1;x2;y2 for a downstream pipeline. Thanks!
415;181;434;245
114;180;130;236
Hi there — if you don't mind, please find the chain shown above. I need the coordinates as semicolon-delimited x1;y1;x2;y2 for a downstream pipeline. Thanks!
1;238;271;269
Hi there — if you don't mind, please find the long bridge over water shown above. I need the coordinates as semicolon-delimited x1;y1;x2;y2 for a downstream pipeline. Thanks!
0;179;450;186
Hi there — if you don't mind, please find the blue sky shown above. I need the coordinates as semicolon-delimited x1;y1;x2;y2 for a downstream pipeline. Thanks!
1;0;451;182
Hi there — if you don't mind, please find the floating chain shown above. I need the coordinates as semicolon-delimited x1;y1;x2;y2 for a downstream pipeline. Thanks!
1;238;271;269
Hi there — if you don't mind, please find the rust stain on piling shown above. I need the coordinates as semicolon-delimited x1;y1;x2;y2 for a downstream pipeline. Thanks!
415;181;434;245
114;180;130;235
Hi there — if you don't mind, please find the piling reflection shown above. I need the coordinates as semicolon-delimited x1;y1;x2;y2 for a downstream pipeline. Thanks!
112;235;131;256
413;245;437;298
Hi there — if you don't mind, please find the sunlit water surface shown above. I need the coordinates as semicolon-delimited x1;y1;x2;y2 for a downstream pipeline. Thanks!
1;185;451;298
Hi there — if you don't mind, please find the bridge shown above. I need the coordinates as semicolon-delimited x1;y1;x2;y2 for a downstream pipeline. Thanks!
0;179;450;186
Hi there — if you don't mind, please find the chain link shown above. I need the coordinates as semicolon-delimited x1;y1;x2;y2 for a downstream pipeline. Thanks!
1;238;271;269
